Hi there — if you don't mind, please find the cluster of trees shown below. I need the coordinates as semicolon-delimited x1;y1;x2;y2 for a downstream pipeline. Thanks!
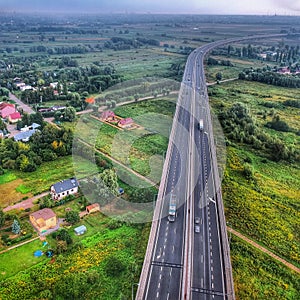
0;122;73;172
207;57;234;67
239;68;300;88
212;43;300;64
219;103;299;162
80;169;119;205
18;63;123;102
103;36;160;51
29;45;89;55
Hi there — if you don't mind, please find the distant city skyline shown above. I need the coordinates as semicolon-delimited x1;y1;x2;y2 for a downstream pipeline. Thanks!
0;0;300;15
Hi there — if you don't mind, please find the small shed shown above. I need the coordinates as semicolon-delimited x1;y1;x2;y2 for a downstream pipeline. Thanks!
74;225;87;235
86;203;100;214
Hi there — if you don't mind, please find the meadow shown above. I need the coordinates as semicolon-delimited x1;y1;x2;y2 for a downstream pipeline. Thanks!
209;80;300;267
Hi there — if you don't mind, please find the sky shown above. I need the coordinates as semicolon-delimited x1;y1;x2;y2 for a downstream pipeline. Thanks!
0;0;300;15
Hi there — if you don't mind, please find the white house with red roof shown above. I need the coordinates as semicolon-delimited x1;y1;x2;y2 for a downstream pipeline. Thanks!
8;112;22;123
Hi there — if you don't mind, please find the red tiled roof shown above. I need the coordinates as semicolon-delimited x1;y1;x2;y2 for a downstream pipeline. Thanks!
119;118;133;125
101;110;115;119
30;208;56;221
87;203;100;210
0;103;15;110
9;112;21;120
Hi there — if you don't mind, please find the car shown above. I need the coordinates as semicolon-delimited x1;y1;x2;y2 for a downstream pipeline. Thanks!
194;225;200;233
195;217;200;224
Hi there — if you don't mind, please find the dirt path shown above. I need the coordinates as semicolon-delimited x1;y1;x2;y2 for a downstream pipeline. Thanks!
228;227;300;274
0;236;40;255
3;192;49;212
77;138;159;188
207;77;238;86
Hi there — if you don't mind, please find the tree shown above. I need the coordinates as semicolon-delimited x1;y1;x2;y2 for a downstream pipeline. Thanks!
216;72;222;81
100;169;119;196
65;210;80;225
63;106;76;122
11;219;20;234
56;240;68;254
56;228;73;245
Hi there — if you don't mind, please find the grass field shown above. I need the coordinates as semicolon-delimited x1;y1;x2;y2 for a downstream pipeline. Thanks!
0;239;46;280
231;235;300;300
0;216;150;300
209;80;300;266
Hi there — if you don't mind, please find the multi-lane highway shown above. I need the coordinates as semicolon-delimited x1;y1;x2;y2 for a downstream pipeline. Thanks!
136;33;287;300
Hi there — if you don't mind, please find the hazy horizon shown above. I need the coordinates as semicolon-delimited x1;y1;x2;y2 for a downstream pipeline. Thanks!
0;0;300;16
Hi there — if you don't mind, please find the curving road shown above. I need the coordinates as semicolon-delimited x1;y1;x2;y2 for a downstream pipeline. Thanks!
136;33;288;300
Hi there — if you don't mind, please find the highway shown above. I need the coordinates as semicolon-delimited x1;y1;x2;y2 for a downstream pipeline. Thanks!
136;33;287;300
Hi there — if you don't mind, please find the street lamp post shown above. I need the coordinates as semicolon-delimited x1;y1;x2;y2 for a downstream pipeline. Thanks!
132;283;139;300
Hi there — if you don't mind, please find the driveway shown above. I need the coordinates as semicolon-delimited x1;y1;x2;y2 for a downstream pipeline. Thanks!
9;92;35;114
3;192;49;212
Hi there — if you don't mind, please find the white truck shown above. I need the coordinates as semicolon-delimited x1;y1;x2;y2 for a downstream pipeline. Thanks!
168;194;177;222
198;119;204;131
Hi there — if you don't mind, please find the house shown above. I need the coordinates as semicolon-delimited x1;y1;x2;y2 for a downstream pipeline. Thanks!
118;118;133;128
14;129;38;142
30;208;57;233
101;110;115;121
0;103;15;118
20;123;40;132
8;112;22;123
86;203;100;214
74;225;87;235
50;178;79;200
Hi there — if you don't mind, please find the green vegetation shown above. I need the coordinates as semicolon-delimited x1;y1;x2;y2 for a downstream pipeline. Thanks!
231;236;300;299
210;80;300;266
15;184;31;194
0;172;17;185
0;215;150;300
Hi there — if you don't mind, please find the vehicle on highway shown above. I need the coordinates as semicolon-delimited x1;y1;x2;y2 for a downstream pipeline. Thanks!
194;225;200;233
198;119;204;131
168;194;177;222
195;217;200;224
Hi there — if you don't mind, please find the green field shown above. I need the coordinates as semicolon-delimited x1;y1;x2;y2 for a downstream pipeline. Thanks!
231;235;300;300
0;216;150;300
209;80;300;266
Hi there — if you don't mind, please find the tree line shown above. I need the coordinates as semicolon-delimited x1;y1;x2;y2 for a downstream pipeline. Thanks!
239;68;300;88
219;102;299;162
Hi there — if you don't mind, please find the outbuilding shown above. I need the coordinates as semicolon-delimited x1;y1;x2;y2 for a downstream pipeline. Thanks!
74;225;87;235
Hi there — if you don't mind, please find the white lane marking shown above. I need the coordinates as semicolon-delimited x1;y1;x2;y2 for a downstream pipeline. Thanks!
172;245;175;253
211;266;214;272
156;291;160;298
211;283;214;289
158;282;161;289
167;293;170;300
211;259;213;264
201;278;204;288
210;251;213;257
201;255;203;263
159;274;162;280
174;228;177;234
212;274;214;281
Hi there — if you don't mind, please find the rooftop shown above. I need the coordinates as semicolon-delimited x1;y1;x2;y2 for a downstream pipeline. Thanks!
14;129;38;142
31;208;56;221
52;178;79;193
